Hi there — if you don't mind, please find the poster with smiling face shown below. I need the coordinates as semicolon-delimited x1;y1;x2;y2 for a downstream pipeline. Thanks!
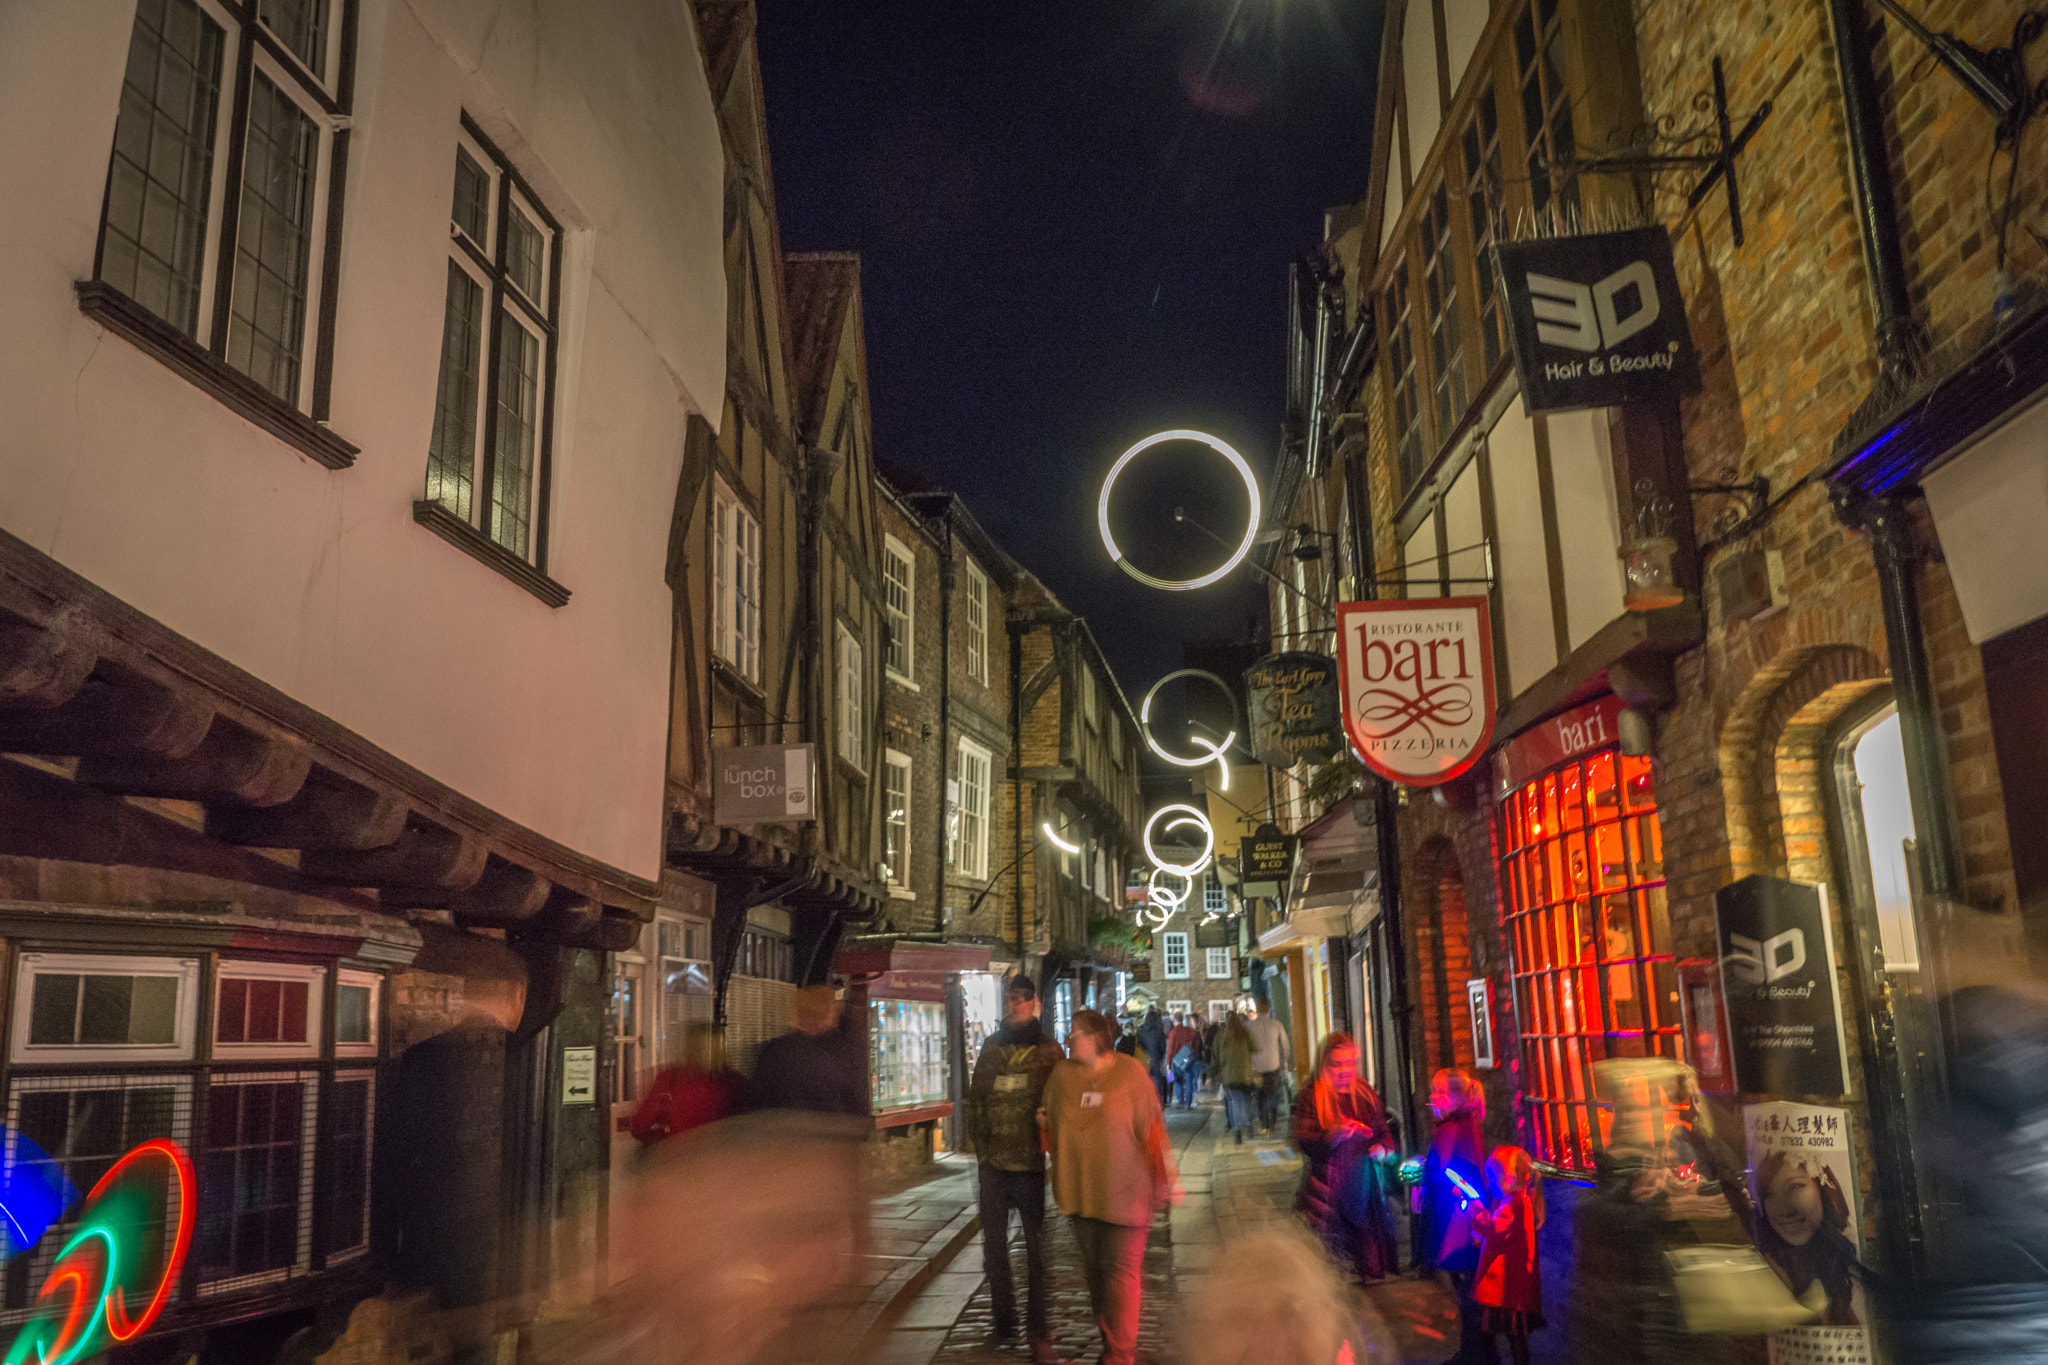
1743;1102;1870;1365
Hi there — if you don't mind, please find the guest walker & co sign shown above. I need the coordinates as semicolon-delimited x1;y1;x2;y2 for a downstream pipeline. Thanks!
1336;598;1496;787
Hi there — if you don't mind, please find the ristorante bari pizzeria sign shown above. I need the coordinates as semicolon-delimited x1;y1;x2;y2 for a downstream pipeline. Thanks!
1336;598;1496;787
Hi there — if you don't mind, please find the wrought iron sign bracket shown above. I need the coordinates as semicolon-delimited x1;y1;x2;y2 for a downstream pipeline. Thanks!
1689;475;1772;544
1545;56;1773;246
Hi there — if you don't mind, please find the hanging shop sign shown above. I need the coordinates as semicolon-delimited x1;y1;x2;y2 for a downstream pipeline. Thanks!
714;744;816;825
1493;693;1629;795
1742;1101;1871;1364
1494;225;1701;413
1195;917;1238;949
1239;823;1296;898
1337;598;1496;788
1243;652;1343;769
1715;876;1851;1097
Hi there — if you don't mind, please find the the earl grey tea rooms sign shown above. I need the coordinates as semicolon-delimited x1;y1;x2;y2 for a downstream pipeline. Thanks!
1493;225;1701;413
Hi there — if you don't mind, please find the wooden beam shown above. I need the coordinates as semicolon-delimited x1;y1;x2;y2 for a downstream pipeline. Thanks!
0;664;214;760
205;767;408;852
0;756;370;905
302;818;488;891
449;855;552;924
0;613;97;710
78;717;311;807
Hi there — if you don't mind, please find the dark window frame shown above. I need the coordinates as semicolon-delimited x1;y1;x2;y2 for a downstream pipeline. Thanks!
415;112;566;587
84;0;361;468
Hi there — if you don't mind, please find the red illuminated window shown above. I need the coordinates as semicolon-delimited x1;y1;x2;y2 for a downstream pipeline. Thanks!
1499;747;1676;1171
216;978;310;1046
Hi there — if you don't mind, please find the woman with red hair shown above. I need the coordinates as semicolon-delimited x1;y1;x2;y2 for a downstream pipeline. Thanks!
1291;1032;1398;1280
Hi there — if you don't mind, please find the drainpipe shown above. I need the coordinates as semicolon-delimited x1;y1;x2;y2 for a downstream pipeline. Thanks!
936;509;956;934
1341;380;1420;1151
1825;0;1965;901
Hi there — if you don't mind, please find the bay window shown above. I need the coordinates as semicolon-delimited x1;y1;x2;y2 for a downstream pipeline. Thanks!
1;951;380;1317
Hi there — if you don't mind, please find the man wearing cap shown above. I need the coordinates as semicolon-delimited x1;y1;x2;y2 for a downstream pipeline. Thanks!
967;976;1066;1361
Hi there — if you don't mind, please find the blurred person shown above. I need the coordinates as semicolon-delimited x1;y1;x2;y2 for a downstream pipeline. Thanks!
1246;998;1292;1133
1215;1010;1259;1144
746;984;867;1119
967;976;1065;1361
594;1111;865;1365
745;984;871;1260
1472;1146;1547;1365
1139;1006;1171;1105
1167;1012;1202;1108
1292;1033;1398;1282
630;1023;745;1148
1875;983;2048;1362
1200;1016;1222;1094
1420;1067;1492;1365
1569;1058;1697;1365
1179;1224;1401;1365
1042;1008;1182;1365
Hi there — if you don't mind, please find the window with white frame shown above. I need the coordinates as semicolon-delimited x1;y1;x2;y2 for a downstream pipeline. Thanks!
14;953;200;1064
712;479;762;682
1206;947;1233;980
94;0;353;411
1167;999;1193;1018
884;751;913;889
424;118;561;563
1203;874;1227;919
334;969;379;1059
837;624;865;768
1207;1000;1232;1022
956;739;991;879
214;962;324;1061
610;957;643;1105
1162;932;1190;980
883;537;915;681
964;560;989;684
4;951;382;1311
656;916;714;1064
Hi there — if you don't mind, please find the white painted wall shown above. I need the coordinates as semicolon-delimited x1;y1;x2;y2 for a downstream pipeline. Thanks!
0;0;726;882
1484;407;1558;696
1442;460;1485;599
1544;410;1626;653
1400;0;1443;177
1442;0;1491;99
1403;521;1440;598
1381;112;1407;254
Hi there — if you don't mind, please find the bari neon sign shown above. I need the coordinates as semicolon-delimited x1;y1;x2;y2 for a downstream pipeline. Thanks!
3;1140;195;1365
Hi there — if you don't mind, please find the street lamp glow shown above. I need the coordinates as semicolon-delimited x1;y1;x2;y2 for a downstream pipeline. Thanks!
1142;803;1214;878
1097;429;1262;591
1040;821;1082;854
1139;669;1237;788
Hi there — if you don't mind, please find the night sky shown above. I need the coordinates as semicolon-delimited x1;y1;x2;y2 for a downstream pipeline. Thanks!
757;0;1384;698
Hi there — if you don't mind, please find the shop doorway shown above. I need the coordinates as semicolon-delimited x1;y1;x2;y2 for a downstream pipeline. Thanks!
1414;844;1475;1073
1829;693;1944;1271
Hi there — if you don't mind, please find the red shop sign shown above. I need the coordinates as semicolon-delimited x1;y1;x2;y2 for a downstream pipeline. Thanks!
1336;597;1496;788
1493;693;1629;795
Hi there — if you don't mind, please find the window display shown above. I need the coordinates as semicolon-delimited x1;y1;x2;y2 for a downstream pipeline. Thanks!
1500;745;1676;1171
870;998;948;1112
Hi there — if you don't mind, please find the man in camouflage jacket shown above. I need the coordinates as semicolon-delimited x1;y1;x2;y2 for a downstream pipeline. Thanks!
968;976;1066;1360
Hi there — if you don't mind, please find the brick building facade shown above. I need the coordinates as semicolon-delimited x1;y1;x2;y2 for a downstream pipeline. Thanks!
1275;0;2048;1296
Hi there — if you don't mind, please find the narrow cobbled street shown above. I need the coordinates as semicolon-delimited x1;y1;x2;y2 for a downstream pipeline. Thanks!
868;1102;1467;1365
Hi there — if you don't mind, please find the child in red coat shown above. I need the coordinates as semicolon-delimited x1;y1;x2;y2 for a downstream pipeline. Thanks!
1472;1145;1545;1365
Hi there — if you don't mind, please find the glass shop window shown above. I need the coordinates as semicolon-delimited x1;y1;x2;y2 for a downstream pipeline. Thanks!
1498;744;1676;1172
869;999;948;1111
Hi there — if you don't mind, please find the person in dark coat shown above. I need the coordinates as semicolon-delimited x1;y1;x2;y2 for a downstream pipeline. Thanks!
1875;984;2048;1363
747;985;868;1119
966;977;1066;1362
1292;1032;1398;1281
1137;1007;1170;1105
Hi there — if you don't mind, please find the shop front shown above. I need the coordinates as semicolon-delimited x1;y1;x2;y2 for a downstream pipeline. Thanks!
835;939;993;1163
1490;694;1678;1173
